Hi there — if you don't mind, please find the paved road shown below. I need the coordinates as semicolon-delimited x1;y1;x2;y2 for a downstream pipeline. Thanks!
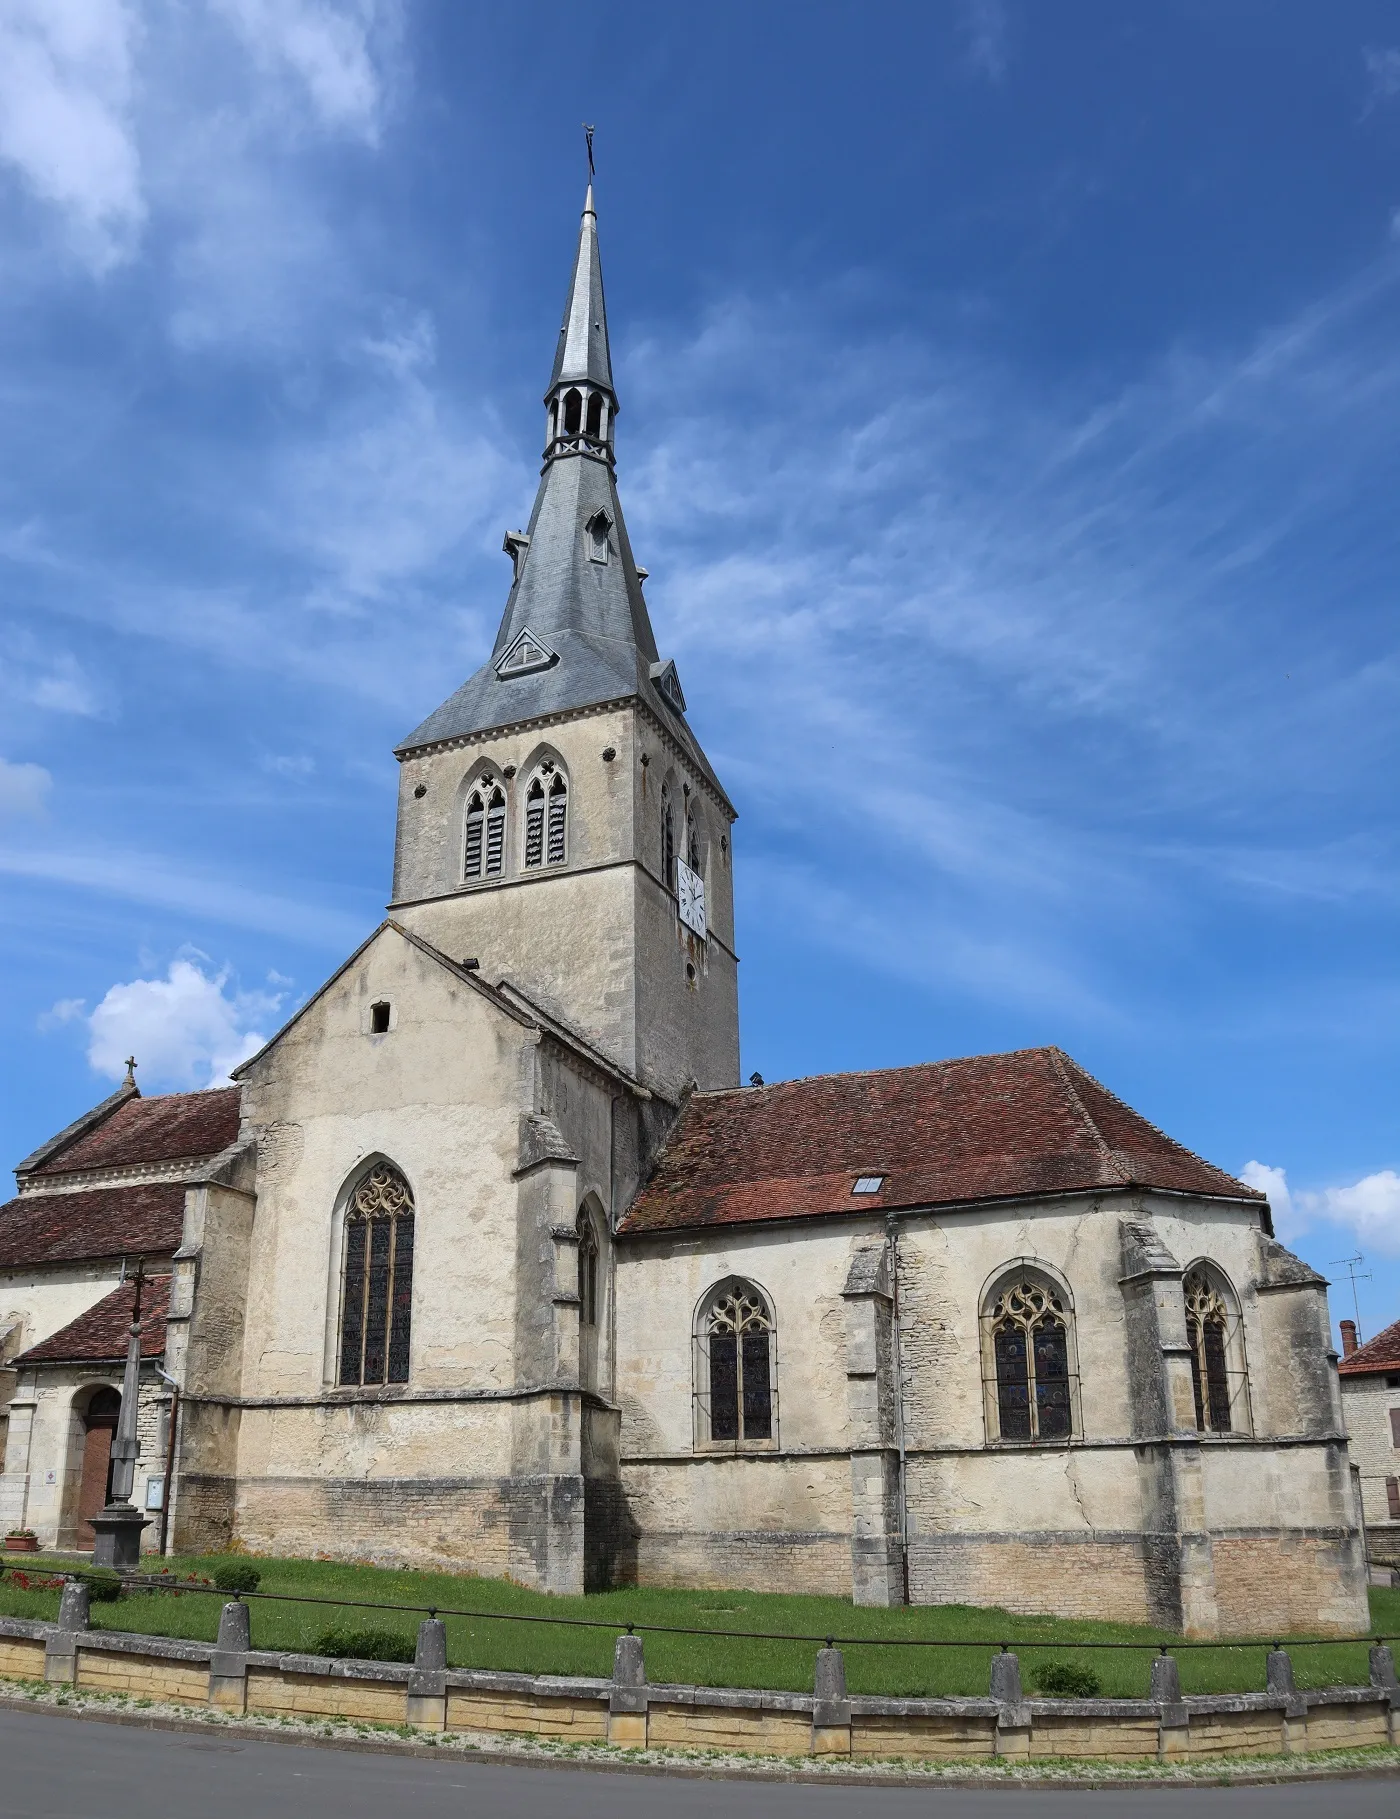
1;1706;1397;1818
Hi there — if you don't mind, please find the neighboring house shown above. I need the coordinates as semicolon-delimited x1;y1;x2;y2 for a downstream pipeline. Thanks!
0;1086;241;1547
1338;1316;1400;1572
0;185;1368;1640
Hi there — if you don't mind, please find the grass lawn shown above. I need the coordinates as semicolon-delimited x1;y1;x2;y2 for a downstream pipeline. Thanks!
1;1554;1396;1701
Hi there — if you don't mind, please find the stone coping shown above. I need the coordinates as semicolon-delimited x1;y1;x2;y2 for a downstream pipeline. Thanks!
2;1609;1395;1763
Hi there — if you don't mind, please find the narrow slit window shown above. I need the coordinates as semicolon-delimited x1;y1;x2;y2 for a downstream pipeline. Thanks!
686;810;700;872
662;791;675;887
338;1163;414;1388
369;1001;390;1035
577;1212;599;1327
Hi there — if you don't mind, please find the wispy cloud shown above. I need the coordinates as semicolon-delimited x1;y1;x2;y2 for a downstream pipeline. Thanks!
210;0;395;145
0;843;370;948
0;0;144;273
0;757;52;818
958;0;1012;84
1363;45;1400;113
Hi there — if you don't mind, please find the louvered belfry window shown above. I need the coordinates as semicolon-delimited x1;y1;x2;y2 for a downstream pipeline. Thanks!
466;785;506;880
524;764;567;868
662;790;675;886
524;779;545;866
547;775;568;863
338;1163;414;1387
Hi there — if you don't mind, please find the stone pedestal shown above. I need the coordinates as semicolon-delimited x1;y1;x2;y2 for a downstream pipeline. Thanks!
608;1632;648;1748
209;1599;251;1713
407;1618;448;1731
90;1503;149;1569
991;1650;1031;1757
811;1646;852;1755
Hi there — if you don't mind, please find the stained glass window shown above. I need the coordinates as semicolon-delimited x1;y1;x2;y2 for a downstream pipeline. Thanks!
1184;1268;1237;1434
986;1274;1076;1443
700;1284;773;1444
338;1163;414;1387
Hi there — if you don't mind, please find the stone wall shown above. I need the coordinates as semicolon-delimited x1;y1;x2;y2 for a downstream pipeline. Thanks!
1341;1371;1400;1568
1;1610;1395;1764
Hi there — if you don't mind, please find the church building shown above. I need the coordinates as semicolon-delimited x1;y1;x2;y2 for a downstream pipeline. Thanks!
0;188;1369;1639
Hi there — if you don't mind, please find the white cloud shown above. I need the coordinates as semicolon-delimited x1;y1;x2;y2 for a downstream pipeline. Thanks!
210;0;391;143
1239;1159;1300;1240
0;756;52;817
1310;1170;1400;1259
1239;1161;1400;1259
1364;46;1400;112
959;0;1011;83
81;954;284;1089
36;995;84;1031
0;0;144;272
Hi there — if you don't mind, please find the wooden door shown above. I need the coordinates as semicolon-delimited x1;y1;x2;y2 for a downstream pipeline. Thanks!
76;1414;117;1546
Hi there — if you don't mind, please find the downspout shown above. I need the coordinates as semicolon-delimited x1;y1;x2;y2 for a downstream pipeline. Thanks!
154;1366;181;1557
885;1216;910;1606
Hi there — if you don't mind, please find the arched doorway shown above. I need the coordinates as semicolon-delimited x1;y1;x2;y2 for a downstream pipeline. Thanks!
76;1387;121;1547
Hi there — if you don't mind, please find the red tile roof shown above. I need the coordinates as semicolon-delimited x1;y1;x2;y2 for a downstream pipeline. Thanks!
15;1275;170;1365
27;1088;240;1177
0;1183;187;1269
620;1047;1262;1236
1338;1316;1400;1376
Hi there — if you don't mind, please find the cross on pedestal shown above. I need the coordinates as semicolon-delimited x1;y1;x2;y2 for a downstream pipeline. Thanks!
90;1257;152;1571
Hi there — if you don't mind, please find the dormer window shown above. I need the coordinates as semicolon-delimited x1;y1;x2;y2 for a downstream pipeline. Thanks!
496;626;556;679
586;509;611;565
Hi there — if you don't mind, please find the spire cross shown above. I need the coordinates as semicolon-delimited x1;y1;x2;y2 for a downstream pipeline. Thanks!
123;1056;137;1087
129;1257;146;1331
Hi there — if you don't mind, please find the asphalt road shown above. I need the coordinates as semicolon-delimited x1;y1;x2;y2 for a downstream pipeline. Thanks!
1;1706;1397;1818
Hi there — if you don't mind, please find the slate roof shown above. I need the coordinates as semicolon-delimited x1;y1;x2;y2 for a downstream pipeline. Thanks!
1338;1316;1400;1376
620;1047;1263;1235
0;1183;187;1269
394;191;731;810
14;1275;170;1366
23;1088;241;1178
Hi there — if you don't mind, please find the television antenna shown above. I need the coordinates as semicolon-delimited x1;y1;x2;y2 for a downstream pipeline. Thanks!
1329;1253;1371;1336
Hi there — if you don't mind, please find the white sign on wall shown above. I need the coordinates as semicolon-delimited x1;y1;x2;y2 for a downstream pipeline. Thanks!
676;858;707;939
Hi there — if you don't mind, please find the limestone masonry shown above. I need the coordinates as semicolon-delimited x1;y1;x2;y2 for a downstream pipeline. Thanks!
0;187;1373;1637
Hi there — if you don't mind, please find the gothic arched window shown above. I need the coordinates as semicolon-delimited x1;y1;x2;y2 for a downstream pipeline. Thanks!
523;762;567;868
982;1266;1078;1443
464;783;506;880
338;1163;415;1387
563;388;582;435
585;391;603;438
1183;1264;1248;1434
661;788;675;887
577;1209;599;1328
695;1280;775;1447
686;808;700;873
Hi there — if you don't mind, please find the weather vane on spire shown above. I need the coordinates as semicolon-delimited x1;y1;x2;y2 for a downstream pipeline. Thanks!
583;123;595;178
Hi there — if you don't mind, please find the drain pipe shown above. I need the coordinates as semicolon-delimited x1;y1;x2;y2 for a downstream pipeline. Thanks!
885;1216;910;1606
154;1367;180;1558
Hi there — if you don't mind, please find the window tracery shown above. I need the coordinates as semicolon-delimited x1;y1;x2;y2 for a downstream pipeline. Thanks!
338;1163;414;1387
982;1269;1078;1443
695;1281;775;1446
577;1210;599;1328
1183;1265;1247;1434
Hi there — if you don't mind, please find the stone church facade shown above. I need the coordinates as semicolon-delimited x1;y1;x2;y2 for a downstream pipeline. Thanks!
0;189;1369;1639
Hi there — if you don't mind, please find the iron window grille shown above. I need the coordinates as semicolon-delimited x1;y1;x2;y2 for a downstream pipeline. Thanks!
694;1281;778;1450
981;1268;1080;1444
338;1163;414;1387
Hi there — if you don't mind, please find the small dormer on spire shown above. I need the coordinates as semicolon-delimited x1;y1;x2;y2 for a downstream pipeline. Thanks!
545;183;617;466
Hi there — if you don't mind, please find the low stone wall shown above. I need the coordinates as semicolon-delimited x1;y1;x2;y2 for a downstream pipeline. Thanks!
0;1593;1396;1765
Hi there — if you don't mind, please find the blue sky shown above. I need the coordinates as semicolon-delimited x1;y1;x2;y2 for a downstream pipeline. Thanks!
0;1;1397;1339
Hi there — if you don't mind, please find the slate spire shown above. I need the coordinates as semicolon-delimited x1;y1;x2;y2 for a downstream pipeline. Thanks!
397;185;729;807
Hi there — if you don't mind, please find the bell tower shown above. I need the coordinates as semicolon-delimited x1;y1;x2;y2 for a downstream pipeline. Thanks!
388;185;739;1100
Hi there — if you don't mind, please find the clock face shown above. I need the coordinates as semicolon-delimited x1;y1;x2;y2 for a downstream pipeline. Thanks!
676;858;707;939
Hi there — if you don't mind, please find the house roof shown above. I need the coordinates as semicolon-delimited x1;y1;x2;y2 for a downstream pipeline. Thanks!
619;1046;1263;1236
1338;1316;1400;1376
0;1183;187;1269
14;1275;170;1366
21;1088;241;1179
